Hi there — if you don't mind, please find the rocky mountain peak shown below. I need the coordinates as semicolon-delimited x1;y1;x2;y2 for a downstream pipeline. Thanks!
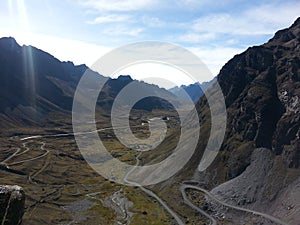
267;17;300;46
0;37;20;48
117;75;133;81
291;16;300;27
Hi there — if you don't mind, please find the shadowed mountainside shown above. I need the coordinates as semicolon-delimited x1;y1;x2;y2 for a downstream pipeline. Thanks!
0;38;182;129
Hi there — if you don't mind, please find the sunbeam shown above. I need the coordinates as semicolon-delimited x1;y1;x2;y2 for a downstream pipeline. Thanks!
22;46;37;109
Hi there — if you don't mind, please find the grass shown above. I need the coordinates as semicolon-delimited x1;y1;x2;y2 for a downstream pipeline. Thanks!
124;186;173;225
0;109;193;224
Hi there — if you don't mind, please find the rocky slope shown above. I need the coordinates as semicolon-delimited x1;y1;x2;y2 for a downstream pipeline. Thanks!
0;185;25;225
209;148;300;224
217;17;300;171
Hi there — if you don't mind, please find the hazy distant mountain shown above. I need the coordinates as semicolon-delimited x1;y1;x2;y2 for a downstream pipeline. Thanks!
169;78;216;102
0;37;183;128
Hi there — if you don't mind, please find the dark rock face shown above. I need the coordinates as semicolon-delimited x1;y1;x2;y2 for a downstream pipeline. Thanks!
0;185;25;225
192;18;300;184
215;17;300;173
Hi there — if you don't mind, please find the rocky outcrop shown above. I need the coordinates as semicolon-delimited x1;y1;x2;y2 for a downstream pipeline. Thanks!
0;185;25;225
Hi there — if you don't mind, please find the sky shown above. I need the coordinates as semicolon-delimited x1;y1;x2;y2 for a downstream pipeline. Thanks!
0;0;299;88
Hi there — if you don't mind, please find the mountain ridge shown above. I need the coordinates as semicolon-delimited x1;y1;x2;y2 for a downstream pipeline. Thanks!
0;37;183;129
169;78;216;103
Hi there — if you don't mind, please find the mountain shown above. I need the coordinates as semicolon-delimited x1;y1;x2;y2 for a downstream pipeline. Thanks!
158;17;300;224
0;37;92;128
100;75;180;111
1;17;300;224
215;17;300;170
169;78;216;102
0;37;182;129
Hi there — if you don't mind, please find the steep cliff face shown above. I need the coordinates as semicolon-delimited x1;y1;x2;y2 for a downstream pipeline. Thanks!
265;19;300;168
214;17;300;178
0;185;25;225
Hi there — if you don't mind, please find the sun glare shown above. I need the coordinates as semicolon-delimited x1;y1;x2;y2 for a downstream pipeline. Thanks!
113;62;198;89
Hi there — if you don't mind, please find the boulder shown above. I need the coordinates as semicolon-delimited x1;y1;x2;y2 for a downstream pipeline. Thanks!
0;185;25;225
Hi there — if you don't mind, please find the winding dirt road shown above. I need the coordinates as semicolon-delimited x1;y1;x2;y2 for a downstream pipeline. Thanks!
181;184;290;225
124;152;185;225
0;140;48;168
180;184;217;225
8;142;48;166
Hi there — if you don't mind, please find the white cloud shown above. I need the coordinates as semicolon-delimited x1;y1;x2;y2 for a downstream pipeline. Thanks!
87;14;131;24
80;0;159;12
102;26;143;36
225;39;238;45
192;13;275;35
191;2;300;36
142;16;164;27
189;46;245;76
178;32;216;43
245;2;300;27
175;0;240;9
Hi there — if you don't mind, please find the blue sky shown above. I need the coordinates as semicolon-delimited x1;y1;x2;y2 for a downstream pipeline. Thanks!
1;0;299;86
